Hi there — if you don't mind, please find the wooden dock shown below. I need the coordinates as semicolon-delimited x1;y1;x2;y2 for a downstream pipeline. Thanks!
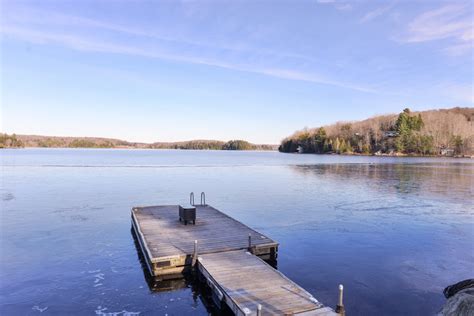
131;203;338;315
198;250;337;315
132;205;278;277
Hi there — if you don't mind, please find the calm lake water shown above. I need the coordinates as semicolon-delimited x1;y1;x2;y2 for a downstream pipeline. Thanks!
1;149;473;315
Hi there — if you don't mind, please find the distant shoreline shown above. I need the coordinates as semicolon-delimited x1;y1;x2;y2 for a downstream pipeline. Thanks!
3;147;472;158
280;151;473;159
2;147;277;152
0;134;278;151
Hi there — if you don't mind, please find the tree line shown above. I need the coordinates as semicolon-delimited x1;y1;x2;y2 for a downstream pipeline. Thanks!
0;134;276;151
0;133;23;148
126;139;274;150
279;107;474;156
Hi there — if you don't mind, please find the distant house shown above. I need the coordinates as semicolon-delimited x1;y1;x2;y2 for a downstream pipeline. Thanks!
440;148;455;156
384;131;399;137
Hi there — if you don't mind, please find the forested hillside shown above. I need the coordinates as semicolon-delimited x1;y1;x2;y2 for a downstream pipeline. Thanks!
279;108;474;157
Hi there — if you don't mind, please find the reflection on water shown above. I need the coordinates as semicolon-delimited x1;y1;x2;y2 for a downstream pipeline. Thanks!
131;227;234;315
1;149;473;315
292;163;473;198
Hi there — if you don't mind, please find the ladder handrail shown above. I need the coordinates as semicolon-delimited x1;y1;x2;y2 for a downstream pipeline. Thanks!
200;192;206;205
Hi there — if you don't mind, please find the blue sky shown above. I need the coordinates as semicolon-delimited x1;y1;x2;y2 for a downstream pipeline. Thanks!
1;0;472;144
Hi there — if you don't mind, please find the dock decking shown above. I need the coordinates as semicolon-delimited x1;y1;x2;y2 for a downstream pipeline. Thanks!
132;205;278;277
198;250;336;315
131;203;338;315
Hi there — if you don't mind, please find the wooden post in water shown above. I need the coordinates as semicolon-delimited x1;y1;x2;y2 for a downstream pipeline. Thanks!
192;240;198;267
257;304;262;316
335;284;345;315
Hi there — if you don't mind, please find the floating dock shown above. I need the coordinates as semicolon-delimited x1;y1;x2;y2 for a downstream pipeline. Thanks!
131;202;338;315
132;204;278;277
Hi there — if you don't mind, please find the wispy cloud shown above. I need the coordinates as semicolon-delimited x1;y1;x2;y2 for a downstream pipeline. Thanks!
404;5;471;43
254;68;374;92
1;6;375;93
5;6;331;66
399;4;472;55
316;0;352;11
360;4;395;23
1;25;376;93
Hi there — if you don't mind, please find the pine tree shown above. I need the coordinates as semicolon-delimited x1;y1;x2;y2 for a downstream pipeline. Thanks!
340;139;347;153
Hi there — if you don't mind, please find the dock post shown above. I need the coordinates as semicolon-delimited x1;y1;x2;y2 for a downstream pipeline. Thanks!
192;240;198;267
248;233;252;253
257;304;262;316
335;284;345;315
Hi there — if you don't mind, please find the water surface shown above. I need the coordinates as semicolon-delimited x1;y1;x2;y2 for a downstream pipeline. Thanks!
1;149;473;315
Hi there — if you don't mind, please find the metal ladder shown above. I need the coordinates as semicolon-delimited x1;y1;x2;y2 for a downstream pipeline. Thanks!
190;192;206;206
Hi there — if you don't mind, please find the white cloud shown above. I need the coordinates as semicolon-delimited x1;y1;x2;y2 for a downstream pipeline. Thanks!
404;5;472;43
397;4;473;56
360;4;395;23
336;4;352;11
316;0;352;11
256;68;375;93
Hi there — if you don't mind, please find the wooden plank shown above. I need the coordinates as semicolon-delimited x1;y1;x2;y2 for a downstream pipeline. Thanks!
197;250;338;316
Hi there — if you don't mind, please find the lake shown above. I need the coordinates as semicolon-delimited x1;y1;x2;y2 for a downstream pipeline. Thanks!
1;149;473;315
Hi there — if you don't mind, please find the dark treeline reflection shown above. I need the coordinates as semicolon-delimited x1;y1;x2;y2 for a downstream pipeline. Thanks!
290;163;473;200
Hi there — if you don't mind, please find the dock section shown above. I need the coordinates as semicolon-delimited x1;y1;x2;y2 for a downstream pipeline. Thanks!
132;203;338;315
132;205;278;277
198;250;337;315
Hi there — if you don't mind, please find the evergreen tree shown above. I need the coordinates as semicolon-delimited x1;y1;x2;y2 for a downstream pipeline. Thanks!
313;127;327;153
